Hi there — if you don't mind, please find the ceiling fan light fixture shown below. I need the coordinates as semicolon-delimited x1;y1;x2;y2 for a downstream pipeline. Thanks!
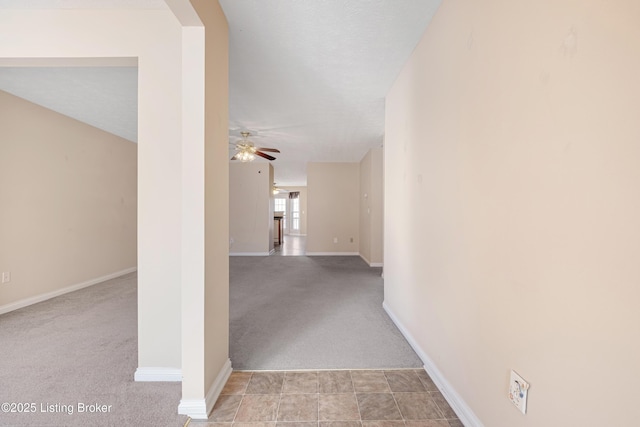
273;182;283;194
237;150;255;162
231;131;280;162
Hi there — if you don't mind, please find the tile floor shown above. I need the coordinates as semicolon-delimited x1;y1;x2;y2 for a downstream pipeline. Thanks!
193;369;463;427
273;235;306;256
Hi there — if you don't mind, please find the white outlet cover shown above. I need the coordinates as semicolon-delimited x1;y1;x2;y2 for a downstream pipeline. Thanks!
508;370;529;414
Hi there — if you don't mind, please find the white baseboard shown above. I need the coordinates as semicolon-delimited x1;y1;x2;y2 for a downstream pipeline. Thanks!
177;399;207;421
229;252;270;256
178;358;232;419
383;301;484;427
359;253;383;267
204;358;232;417
0;267;137;316
306;252;359;256
134;367;182;382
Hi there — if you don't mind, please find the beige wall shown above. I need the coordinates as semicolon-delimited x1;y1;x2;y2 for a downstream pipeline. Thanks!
307;163;359;254
359;147;383;266
370;148;383;265
1;2;231;419
268;165;275;252
0;8;184;372
229;162;274;255
169;0;231;413
0;90;137;311
198;0;230;410
384;0;640;426
280;186;308;235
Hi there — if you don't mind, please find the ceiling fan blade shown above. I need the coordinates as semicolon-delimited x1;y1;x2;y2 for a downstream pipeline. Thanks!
230;153;240;160
255;147;280;153
255;151;276;161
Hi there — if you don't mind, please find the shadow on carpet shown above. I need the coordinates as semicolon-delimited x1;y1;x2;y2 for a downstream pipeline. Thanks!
230;255;423;370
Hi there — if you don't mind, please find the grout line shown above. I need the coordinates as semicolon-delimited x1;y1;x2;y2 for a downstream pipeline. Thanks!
223;369;452;425
349;370;363;423
233;367;421;373
383;370;405;423
231;372;252;422
316;371;320;425
275;373;284;423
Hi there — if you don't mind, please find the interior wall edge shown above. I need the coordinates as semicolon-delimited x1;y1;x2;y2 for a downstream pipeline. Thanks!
178;358;231;420
383;301;484;427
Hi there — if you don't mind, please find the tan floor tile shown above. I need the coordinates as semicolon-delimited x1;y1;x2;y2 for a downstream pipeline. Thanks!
384;370;426;392
394;393;442;420
246;372;285;394
277;394;318;422
214;370;454;427
360;420;405;427
321;422;362;427
283;372;318;394
318;393;359;421
405;421;450;427
235;395;280;422
414;370;439;392
221;372;253;395
318;371;354;393
209;395;243;422
430;392;457;419
351;371;390;393
356;393;402;421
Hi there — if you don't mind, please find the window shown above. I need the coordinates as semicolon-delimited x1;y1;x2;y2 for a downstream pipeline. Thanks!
291;198;300;231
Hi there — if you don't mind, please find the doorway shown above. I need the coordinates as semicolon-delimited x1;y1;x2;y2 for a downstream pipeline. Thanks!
273;189;306;255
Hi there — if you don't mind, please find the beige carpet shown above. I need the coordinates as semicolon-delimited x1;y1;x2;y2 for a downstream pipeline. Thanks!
230;255;423;370
0;273;187;427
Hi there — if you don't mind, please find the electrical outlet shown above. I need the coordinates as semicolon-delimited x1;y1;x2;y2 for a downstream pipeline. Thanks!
333;237;338;243
2;272;11;284
508;370;529;414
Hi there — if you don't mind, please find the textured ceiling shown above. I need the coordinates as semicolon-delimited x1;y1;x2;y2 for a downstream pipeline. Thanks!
221;0;441;185
0;67;138;142
0;0;161;143
0;0;441;185
0;0;166;9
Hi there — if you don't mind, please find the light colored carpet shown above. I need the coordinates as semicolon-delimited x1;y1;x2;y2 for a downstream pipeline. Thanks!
229;255;423;370
0;256;422;426
0;273;187;427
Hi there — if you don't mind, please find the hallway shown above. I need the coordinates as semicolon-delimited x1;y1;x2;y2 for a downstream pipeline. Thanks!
273;235;307;256
229;255;421;370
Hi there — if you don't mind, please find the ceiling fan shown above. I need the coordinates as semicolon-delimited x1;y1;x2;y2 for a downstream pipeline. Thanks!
231;131;280;162
272;183;289;195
